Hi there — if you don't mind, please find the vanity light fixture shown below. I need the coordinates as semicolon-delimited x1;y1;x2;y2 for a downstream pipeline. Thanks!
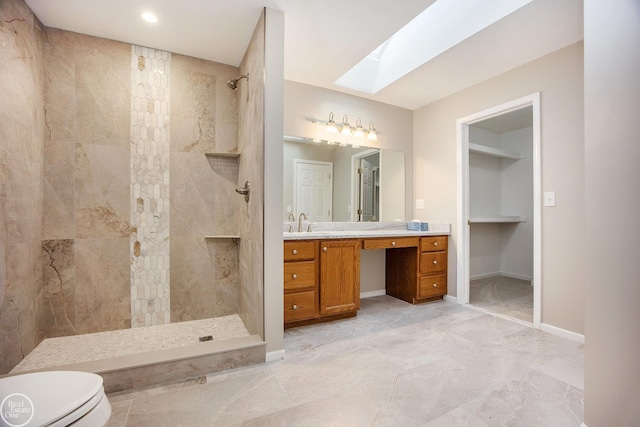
311;113;379;146
326;112;338;133
140;11;158;23
354;118;365;138
367;121;378;141
341;115;352;136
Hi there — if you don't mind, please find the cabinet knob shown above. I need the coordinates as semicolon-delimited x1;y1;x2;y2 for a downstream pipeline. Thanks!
292;274;297;279
292;249;298;255
434;242;438;247
292;304;298;310
323;247;327;252
432;260;438;265
391;241;396;246
433;283;437;288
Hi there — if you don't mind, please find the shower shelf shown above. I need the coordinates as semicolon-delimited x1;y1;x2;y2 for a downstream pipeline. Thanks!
205;235;241;239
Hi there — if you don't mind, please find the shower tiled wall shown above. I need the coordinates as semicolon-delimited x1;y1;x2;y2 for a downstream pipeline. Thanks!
237;11;265;337
42;29;132;337
169;54;242;322
0;0;45;374
130;46;171;327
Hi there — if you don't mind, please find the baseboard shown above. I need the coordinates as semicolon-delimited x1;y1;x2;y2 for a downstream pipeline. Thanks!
541;323;585;344
265;349;286;363
470;271;501;280
443;295;457;303
361;290;386;299
470;271;533;282
501;271;533;282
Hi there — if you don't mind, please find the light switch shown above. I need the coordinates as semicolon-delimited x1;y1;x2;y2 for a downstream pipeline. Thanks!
416;199;425;209
544;192;556;207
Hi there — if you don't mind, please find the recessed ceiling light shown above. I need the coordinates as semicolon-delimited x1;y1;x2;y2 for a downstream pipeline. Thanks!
140;12;158;23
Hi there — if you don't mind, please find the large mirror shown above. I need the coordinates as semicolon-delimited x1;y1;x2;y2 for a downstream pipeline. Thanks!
283;136;405;222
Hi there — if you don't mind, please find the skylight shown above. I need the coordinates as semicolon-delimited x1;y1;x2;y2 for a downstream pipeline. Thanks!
335;0;534;94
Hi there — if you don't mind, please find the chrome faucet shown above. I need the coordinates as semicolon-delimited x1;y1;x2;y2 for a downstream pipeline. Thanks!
287;213;295;222
298;213;307;232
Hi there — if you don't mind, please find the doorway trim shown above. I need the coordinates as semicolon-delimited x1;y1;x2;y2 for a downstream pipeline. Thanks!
350;149;379;222
456;93;541;328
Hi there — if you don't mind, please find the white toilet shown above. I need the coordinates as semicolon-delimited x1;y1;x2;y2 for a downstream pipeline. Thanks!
0;371;111;427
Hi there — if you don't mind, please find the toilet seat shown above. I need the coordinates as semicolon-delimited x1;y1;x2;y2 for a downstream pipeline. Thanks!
0;371;111;427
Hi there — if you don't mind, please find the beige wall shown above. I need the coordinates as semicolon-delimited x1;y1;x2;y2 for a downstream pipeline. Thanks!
0;0;45;374
584;0;640;425
413;42;585;334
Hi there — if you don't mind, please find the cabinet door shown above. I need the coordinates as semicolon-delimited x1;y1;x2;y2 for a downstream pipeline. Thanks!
319;240;360;316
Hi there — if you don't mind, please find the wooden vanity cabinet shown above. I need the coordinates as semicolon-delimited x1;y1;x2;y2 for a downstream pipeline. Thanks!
319;239;360;316
385;235;448;304
418;236;448;301
284;239;360;328
283;241;318;324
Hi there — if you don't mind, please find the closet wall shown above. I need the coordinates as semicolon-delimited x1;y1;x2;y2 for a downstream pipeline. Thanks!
469;125;533;281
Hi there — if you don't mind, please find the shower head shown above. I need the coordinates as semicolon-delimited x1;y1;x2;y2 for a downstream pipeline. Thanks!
227;73;249;90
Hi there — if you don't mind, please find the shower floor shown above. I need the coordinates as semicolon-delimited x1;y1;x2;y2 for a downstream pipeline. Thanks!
11;315;250;374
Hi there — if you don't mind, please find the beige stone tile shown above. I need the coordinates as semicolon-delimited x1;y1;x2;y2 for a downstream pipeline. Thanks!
105;399;130;427
43;29;77;144
170;151;240;237
0;241;42;374
170;55;239;154
75;36;130;148
43;141;75;239
170;236;238;322
41;239;76;337
75;143;131;238
74;238;130;334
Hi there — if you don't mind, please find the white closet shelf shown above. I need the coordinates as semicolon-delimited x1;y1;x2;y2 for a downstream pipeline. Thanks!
468;216;527;224
204;152;240;158
469;143;525;160
204;235;241;239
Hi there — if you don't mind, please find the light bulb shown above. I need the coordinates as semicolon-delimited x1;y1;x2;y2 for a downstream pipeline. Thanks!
354;118;364;138
341;115;351;135
367;121;378;141
326;112;337;133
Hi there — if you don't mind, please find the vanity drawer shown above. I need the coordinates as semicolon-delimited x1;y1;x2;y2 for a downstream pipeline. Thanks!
420;236;448;252
419;251;447;274
418;274;447;299
284;261;316;292
284;241;316;262
362;236;419;250
284;291;317;323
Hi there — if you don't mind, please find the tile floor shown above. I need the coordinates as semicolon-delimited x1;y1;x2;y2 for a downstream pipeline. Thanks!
470;276;534;323
106;296;584;426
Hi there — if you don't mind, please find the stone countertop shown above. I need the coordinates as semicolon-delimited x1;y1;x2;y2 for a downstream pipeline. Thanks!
282;221;450;240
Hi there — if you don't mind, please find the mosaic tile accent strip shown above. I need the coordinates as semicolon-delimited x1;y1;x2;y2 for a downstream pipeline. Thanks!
130;46;171;327
11;315;250;372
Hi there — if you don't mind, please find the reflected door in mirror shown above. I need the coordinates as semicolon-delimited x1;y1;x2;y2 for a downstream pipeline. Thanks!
294;159;333;222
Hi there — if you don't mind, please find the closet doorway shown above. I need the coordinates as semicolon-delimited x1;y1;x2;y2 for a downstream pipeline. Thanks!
456;93;541;328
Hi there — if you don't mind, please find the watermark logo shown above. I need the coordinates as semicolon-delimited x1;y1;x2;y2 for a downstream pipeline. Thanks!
1;393;34;427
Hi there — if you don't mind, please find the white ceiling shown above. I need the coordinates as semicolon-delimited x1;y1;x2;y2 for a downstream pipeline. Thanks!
25;0;583;111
